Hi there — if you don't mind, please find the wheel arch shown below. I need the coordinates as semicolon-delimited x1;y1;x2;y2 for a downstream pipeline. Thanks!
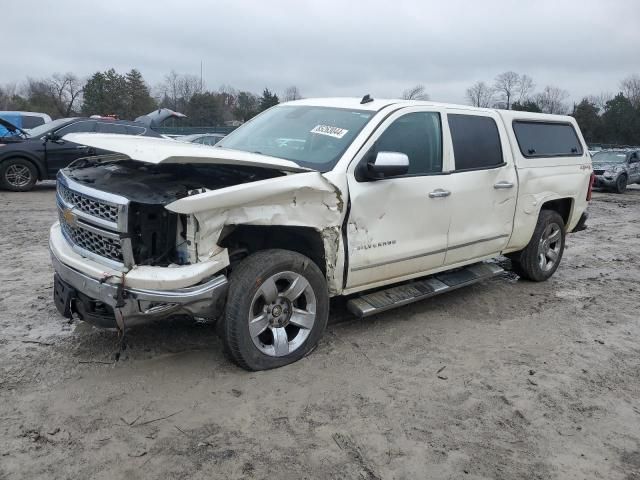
540;197;574;229
0;154;46;180
219;224;328;277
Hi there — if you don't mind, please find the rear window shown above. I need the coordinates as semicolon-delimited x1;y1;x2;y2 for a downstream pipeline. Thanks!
513;121;583;158
449;114;504;171
22;116;45;129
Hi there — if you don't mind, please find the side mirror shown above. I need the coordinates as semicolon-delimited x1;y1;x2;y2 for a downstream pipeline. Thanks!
45;132;62;143
365;151;409;180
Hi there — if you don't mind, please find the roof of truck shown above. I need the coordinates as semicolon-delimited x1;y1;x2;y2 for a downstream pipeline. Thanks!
286;97;576;123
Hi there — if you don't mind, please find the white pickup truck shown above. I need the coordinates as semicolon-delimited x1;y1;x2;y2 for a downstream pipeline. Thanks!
50;97;592;370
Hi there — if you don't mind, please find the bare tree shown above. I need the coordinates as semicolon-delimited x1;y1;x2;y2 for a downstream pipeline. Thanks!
466;81;494;107
620;74;640;107
517;74;535;103
158;71;202;112
494;71;520;109
535;86;570;114
402;84;430;100
48;73;84;116
586;92;613;114
218;84;238;121
283;85;302;102
0;82;19;110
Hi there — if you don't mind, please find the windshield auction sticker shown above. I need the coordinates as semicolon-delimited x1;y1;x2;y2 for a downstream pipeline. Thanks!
310;125;349;139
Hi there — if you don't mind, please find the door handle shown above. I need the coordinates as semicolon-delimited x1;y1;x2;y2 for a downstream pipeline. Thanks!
493;181;514;189
75;145;88;149
428;189;451;198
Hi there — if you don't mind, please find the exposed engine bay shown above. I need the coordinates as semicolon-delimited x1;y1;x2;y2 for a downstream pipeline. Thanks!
62;157;284;266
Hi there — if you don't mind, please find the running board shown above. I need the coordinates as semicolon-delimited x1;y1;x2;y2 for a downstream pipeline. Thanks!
346;262;504;318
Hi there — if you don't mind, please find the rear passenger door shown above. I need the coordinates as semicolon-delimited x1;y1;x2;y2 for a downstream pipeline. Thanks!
443;110;518;265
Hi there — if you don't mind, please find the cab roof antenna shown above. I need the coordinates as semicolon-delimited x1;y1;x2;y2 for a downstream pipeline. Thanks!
360;94;374;104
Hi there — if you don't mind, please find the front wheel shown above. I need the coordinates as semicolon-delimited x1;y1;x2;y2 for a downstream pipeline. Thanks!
510;210;565;282
0;158;37;191
614;174;627;194
220;249;329;371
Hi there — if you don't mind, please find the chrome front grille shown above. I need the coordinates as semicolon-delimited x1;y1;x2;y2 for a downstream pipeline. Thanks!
57;182;119;224
59;212;123;263
56;172;132;269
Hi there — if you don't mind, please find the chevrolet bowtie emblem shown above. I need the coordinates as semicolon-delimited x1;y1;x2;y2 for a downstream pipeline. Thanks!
62;207;77;227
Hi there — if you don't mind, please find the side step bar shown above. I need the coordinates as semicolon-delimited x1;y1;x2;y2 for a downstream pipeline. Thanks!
346;262;504;318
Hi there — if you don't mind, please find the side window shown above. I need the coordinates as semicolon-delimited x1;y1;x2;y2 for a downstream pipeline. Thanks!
56;121;96;136
512;121;583;157
448;114;503;171
96;122;128;134
22;116;45;129
374;112;442;175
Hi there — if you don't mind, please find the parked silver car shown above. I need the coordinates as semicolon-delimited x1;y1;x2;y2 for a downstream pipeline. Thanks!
592;150;640;193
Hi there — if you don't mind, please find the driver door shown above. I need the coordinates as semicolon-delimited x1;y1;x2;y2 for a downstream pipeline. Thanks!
45;120;96;175
345;108;455;291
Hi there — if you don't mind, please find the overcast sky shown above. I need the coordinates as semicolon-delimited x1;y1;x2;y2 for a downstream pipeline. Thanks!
4;0;639;104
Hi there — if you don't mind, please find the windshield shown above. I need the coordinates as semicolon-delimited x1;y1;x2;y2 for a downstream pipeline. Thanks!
27;118;77;138
217;105;374;171
592;151;628;164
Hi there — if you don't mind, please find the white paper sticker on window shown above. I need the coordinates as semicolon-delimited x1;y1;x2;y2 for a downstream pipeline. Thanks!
310;125;349;139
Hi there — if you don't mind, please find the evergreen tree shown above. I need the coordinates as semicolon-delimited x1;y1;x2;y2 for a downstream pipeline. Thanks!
511;100;542;113
572;99;602;143
602;93;639;145
125;69;156;119
185;92;222;126
259;88;279;112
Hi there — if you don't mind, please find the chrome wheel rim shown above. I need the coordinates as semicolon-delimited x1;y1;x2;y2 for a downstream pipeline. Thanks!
538;223;562;272
249;271;316;357
5;164;32;188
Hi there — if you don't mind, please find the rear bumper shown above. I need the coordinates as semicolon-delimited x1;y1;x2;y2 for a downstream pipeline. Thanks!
51;248;228;329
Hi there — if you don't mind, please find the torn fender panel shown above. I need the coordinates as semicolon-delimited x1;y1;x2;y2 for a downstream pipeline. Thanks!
166;171;346;294
62;133;312;173
165;171;338;214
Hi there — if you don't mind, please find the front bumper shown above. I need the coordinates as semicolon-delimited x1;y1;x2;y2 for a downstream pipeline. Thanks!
51;246;228;329
593;175;617;188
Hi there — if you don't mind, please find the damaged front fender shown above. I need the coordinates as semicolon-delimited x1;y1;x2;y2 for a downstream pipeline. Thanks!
165;171;346;294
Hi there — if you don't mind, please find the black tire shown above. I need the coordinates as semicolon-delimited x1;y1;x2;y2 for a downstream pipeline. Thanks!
510;210;565;282
614;174;627;194
0;158;37;192
220;249;329;371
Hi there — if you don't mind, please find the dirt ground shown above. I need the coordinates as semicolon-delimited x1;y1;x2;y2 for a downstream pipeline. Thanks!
1;182;639;480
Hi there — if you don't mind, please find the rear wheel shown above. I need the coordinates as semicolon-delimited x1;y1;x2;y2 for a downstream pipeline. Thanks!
0;158;37;191
220;249;329;371
510;210;565;282
614;174;627;194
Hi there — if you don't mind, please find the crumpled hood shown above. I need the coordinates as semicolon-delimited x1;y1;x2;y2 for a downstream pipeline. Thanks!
62;133;313;173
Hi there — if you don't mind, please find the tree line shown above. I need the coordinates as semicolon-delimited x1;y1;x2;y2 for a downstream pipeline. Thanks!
463;72;640;145
1;68;639;144
0;68;294;127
